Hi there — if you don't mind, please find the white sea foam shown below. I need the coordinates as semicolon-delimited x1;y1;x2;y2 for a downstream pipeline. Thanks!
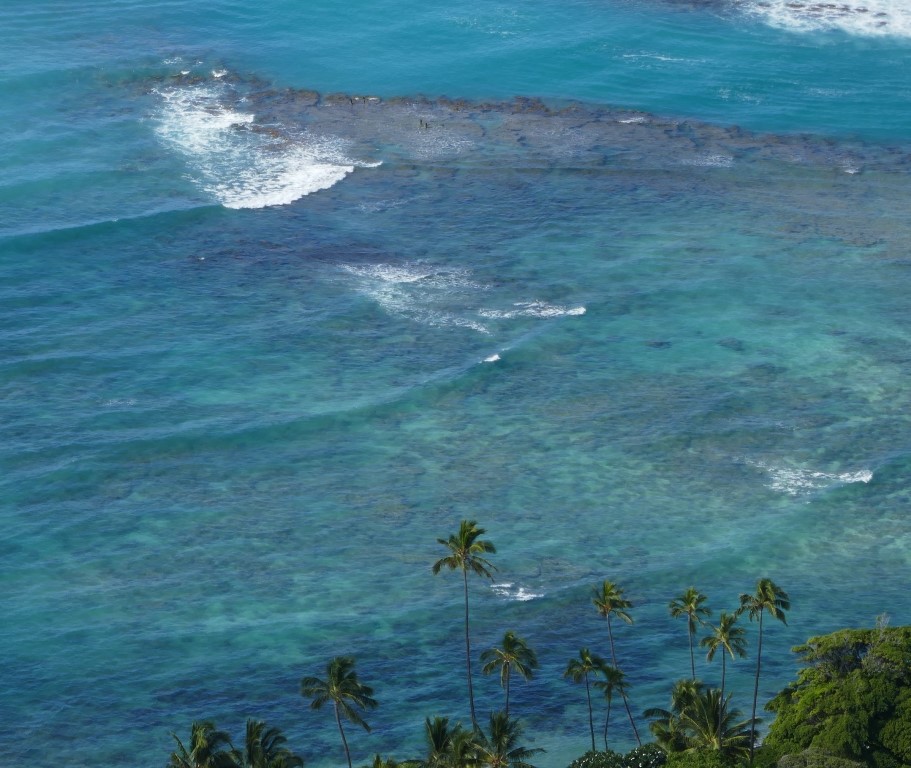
742;0;911;37
341;262;492;333
154;83;363;209
681;154;734;168
484;353;501;363
747;459;873;496
491;582;543;602
618;116;647;124
479;301;586;319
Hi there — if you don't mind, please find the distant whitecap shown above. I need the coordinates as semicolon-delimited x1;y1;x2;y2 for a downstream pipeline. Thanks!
484;353;501;362
491;582;543;602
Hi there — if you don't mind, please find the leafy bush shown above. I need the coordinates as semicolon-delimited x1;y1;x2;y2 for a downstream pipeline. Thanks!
625;744;668;768
568;745;668;768
568;750;626;768
664;749;734;768
763;625;911;768
776;749;866;768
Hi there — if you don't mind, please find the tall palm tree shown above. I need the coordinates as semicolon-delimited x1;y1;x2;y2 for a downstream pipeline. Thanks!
676;688;757;760
564;648;607;753
591;581;640;746
480;631;539;718
301;656;378;768
738;578;790;763
230;720;304;768
700;612;747;744
593;663;628;752
168;721;235;768
433;519;497;729
474;712;544;768
669;587;711;679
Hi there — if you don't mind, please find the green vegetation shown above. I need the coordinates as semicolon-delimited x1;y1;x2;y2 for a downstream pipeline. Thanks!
164;519;911;768
761;621;911;768
167;720;303;768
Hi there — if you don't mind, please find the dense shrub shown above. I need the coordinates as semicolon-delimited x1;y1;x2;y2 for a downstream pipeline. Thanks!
776;749;866;768
664;749;734;768
763;625;911;768
568;745;668;768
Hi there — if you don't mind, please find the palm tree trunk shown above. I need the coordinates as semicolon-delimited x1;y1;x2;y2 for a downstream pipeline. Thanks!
585;673;595;753
603;698;611;751
505;663;511;719
750;609;764;764
463;568;478;729
335;701;353;768
622;690;642;746
718;655;726;747
689;624;696;679
608;617;641;746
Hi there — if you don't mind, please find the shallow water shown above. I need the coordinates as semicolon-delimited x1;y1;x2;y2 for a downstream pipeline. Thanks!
1;1;910;766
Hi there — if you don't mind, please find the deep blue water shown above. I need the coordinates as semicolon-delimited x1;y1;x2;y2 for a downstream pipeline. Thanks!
2;1;911;766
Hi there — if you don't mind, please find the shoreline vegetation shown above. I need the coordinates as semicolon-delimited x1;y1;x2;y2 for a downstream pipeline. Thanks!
167;521;910;768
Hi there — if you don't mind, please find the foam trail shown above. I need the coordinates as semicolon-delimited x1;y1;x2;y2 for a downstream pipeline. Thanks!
154;83;360;209
747;459;873;496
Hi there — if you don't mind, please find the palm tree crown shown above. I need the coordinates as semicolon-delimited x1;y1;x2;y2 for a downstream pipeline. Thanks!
231;720;304;768
669;587;711;679
168;721;235;768
433;519;497;728
301;656;378;768
480;631;539;718
474;712;544;768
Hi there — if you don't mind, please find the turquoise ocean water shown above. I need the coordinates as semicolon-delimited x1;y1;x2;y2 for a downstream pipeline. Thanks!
2;1;911;765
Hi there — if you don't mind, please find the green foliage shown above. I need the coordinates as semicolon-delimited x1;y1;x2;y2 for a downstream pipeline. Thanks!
664;749;733;768
567;745;667;768
776;749;866;768
567;750;626;768
764;625;911;768
625;744;668;768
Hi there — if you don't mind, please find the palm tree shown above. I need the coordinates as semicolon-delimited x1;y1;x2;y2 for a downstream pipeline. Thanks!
416;716;476;768
669;587;711;679
564;648;607;753
700;612;747;744
592;580;641;746
474;712;544;768
168;721;235;768
738;578;790;763
592;663;628;752
301;656;378;768
230;720;304;768
643;679;706;753
676;688;757;760
433;519;497;729
480;631;539;718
